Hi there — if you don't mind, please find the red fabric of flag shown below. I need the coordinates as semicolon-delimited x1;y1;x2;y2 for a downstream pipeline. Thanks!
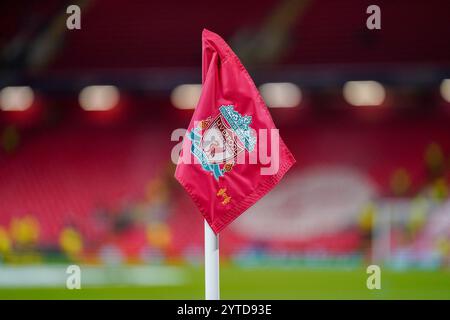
175;29;296;234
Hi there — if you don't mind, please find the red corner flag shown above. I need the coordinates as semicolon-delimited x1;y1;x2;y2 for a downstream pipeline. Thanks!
175;29;295;234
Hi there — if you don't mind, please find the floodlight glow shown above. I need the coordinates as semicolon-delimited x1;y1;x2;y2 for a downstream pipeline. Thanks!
343;81;385;106
0;86;34;111
440;79;450;103
79;85;119;111
259;82;302;108
171;84;202;110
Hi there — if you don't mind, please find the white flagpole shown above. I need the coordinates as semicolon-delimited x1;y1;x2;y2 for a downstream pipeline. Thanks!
204;219;220;300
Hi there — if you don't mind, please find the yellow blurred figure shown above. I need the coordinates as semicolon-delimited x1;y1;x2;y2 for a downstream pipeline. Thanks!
390;168;411;196
59;227;83;259
424;142;444;174
408;197;427;236
1;125;20;154
358;203;375;232
10;215;40;246
146;178;169;204
147;222;171;249
0;226;11;254
435;237;450;257
431;178;448;201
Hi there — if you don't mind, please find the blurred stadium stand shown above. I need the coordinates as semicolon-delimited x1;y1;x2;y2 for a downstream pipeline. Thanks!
0;0;449;275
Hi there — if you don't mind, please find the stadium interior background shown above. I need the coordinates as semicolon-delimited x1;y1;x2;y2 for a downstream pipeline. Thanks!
0;0;449;298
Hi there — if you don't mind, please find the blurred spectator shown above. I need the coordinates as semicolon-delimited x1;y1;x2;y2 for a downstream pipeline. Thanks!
59;226;83;261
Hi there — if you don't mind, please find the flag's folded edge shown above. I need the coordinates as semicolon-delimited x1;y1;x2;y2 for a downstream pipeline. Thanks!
175;29;296;234
201;29;276;126
176;150;295;234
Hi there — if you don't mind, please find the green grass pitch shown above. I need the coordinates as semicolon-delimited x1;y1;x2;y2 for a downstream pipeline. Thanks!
0;266;449;299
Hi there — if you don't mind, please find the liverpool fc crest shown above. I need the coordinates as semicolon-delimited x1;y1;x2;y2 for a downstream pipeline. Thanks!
188;105;256;180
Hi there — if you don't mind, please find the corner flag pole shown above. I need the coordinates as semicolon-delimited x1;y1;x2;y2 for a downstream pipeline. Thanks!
204;219;220;300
